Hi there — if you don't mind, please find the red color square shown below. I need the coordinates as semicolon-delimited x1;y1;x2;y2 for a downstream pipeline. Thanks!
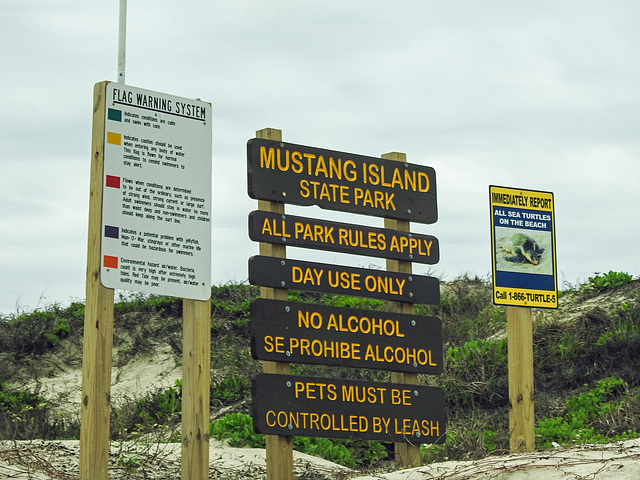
103;255;118;269
105;175;121;188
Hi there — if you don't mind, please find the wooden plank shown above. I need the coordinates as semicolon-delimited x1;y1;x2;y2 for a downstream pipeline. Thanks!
247;139;438;224
252;374;446;443
507;306;535;452
256;128;294;480
250;299;443;374
249;256;440;305
248;211;439;264
182;298;212;480
384;152;422;468
80;81;115;480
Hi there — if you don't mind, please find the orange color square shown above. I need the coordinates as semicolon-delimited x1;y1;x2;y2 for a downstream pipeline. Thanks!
103;255;118;269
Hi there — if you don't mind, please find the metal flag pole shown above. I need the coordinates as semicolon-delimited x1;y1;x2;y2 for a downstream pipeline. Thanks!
118;0;127;83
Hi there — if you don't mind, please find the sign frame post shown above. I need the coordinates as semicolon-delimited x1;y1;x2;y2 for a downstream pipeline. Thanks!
80;81;114;480
383;151;421;468
507;306;535;452
182;298;211;479
255;128;294;480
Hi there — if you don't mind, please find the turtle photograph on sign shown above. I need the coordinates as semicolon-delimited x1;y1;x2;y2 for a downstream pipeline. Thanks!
495;229;553;275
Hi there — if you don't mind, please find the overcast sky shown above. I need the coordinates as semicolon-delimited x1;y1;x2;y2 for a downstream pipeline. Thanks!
1;1;639;314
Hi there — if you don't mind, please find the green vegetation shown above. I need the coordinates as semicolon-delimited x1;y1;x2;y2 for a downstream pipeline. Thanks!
210;412;265;448
0;306;80;357
0;271;638;469
582;270;634;292
536;377;637;447
210;412;387;468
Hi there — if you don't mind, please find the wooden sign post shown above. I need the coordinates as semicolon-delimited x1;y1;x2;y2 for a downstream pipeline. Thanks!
182;298;211;479
507;306;535;452
80;81;114;480
81;81;212;480
383;151;420;467
255;127;294;480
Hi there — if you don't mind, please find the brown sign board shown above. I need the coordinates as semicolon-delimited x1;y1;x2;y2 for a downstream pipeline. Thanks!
247;139;437;224
249;211;439;265
248;256;440;305
250;299;443;374
252;373;446;443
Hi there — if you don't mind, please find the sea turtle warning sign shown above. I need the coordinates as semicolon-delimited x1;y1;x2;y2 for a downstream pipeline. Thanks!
489;185;558;309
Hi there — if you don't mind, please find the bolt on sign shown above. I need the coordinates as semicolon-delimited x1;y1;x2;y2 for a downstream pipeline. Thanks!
250;299;443;374
253;374;446;444
247;139;437;223
249;256;440;305
101;83;212;300
249;211;439;264
489;185;558;309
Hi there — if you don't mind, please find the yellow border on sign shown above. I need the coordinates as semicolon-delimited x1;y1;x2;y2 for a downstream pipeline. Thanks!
490;186;554;212
493;286;558;308
489;185;558;309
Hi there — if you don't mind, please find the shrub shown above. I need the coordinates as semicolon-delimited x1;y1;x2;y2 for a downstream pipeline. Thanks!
582;271;634;292
536;377;636;448
211;374;251;406
444;338;508;409
134;380;182;425
210;412;265;448
209;413;388;467
0;310;72;357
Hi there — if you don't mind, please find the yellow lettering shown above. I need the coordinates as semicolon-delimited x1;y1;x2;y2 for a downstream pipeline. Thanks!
300;338;310;356
385;192;395;210
291;151;304;173
423;240;432;256
340;185;350;203
364;344;375;362
260;146;275;169
266;410;276;427
418;171;430;192
312;155;326;177
368;164;379;185
374;190;384;208
261;218;273;236
390;235;399;252
391;167;403;189
391;389;412;405
380;165;392;187
277;148;289;171
404;169;416;191
344;160;357;181
292;266;302;283
303;153;316;174
300;179;310;198
319;182;331;200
